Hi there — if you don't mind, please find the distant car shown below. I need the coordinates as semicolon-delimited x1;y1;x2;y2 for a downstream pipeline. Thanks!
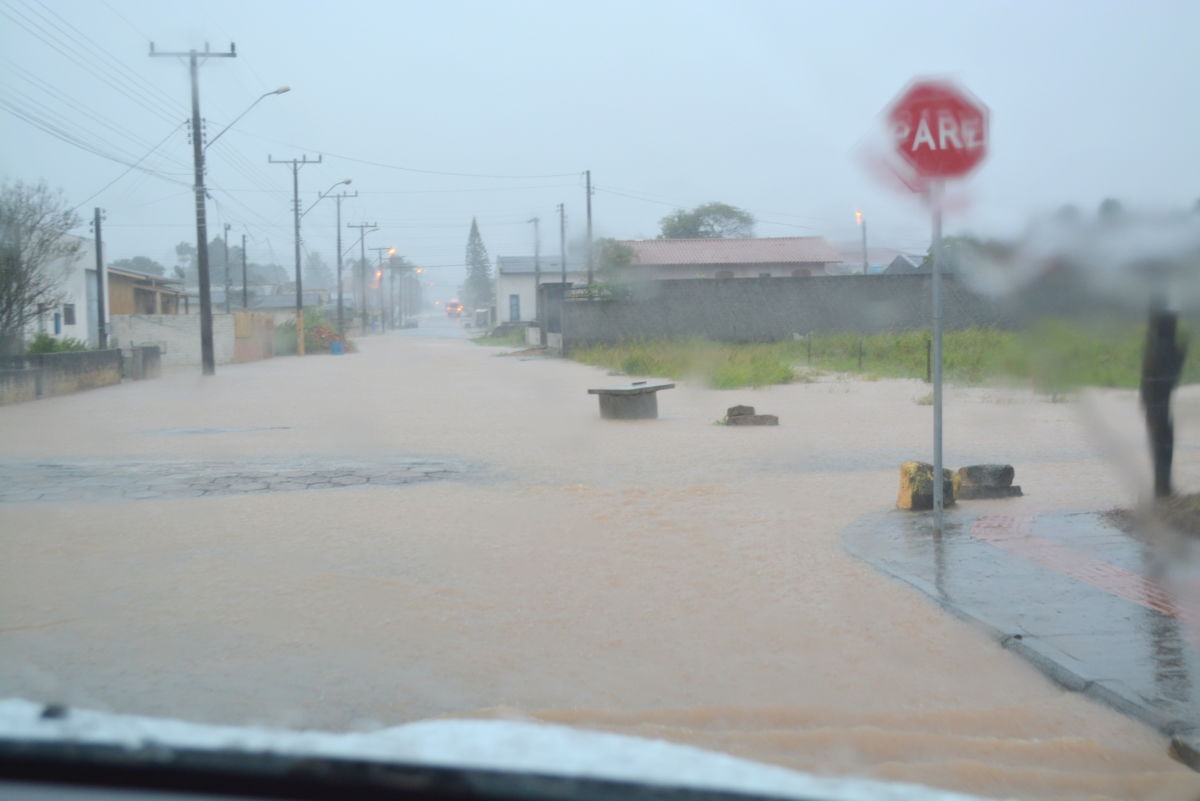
445;299;465;317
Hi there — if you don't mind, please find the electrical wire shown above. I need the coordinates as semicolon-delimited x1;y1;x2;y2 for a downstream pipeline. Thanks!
71;120;188;210
1;2;180;127
29;0;182;112
0;98;192;189
226;127;577;180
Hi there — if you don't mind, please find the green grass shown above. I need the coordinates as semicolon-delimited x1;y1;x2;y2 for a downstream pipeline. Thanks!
568;320;1198;392
473;327;528;347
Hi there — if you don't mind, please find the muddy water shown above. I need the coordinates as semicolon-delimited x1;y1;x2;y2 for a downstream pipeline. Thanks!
2;327;1199;800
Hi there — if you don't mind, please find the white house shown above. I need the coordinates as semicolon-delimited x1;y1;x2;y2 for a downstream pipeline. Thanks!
494;256;587;323
28;234;103;347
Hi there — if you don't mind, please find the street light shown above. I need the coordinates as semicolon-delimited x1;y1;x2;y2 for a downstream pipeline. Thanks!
205;86;290;152
301;178;352;219
300;179;356;334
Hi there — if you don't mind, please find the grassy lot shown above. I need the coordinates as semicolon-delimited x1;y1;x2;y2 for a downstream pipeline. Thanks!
472;327;528;347
568;320;1198;391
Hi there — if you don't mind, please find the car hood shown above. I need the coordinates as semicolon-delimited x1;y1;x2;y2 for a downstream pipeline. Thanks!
0;698;999;801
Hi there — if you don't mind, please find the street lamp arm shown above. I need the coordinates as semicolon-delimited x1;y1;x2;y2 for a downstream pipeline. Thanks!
301;179;353;219
204;86;290;152
342;227;378;260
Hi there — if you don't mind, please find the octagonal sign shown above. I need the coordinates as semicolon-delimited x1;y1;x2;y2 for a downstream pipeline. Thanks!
888;80;988;179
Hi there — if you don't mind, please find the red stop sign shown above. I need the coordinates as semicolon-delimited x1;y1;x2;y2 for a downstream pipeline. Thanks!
888;80;988;179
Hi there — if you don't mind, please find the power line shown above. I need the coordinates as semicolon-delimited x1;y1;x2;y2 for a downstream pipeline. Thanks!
0;98;191;188
2;84;166;168
100;0;153;44
3;58;190;169
227;127;576;179
28;0;181;111
72;120;188;210
1;3;180;126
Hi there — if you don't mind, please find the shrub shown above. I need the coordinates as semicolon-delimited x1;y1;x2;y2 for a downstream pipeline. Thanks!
26;333;90;354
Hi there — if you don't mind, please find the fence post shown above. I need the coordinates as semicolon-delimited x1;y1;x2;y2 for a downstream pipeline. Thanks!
807;335;812;365
926;338;932;383
858;339;864;371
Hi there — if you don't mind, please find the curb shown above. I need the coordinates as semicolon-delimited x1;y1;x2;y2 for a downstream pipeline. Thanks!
841;510;1200;771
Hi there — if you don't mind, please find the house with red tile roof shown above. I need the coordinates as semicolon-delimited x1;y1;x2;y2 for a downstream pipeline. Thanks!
615;236;842;280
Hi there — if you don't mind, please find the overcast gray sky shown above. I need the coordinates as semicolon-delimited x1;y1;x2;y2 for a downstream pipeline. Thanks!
2;0;1197;295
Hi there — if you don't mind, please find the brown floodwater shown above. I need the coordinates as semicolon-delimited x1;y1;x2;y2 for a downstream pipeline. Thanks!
2;323;1199;800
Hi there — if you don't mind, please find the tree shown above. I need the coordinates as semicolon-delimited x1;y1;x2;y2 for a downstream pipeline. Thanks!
304;251;334;290
461;217;493;311
110;256;166;276
658;202;755;239
174;241;196;285
593;237;635;281
0;180;82;354
248;262;287;285
919;234;983;271
1099;197;1124;222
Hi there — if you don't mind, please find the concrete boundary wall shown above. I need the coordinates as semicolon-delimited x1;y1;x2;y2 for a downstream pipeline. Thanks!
110;314;236;368
0;349;123;405
559;273;1150;347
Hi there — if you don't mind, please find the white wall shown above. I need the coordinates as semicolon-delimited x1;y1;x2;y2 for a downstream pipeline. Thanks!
28;234;98;346
109;313;237;368
495;271;588;323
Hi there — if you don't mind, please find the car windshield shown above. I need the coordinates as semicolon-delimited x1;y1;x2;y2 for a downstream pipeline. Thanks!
3;3;1200;801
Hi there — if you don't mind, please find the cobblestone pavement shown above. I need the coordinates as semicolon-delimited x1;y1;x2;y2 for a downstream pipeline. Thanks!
0;457;474;503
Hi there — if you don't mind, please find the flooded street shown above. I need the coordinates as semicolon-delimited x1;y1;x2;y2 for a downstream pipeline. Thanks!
3;321;1200;801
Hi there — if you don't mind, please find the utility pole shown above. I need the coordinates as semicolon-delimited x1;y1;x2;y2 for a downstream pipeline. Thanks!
369;246;391;331
92;207;106;349
150;42;236;376
348;222;377;334
529;216;540;323
222;222;231;312
268;154;322;355
241;233;248;309
585;170;593;285
558;203;566;284
859;212;868;275
333;190;357;333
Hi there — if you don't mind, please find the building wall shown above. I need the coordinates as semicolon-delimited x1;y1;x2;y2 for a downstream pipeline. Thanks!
109;313;237;368
495;271;588;323
108;274;183;315
27;235;98;347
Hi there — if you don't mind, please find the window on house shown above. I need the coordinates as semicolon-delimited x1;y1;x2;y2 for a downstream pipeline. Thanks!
758;272;771;278
62;303;76;325
715;270;734;279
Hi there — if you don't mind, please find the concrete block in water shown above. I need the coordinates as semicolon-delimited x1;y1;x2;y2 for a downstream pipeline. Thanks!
957;464;1015;487
726;414;779;426
897;461;955;511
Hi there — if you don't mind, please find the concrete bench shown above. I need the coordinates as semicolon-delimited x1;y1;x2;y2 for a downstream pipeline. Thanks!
587;380;675;420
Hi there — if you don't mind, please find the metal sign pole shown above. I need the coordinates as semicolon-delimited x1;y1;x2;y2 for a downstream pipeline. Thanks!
931;180;945;531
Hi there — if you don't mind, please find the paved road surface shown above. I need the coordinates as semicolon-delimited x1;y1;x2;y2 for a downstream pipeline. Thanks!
2;330;1199;800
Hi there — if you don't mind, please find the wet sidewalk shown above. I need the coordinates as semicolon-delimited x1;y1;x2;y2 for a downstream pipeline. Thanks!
843;508;1200;767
